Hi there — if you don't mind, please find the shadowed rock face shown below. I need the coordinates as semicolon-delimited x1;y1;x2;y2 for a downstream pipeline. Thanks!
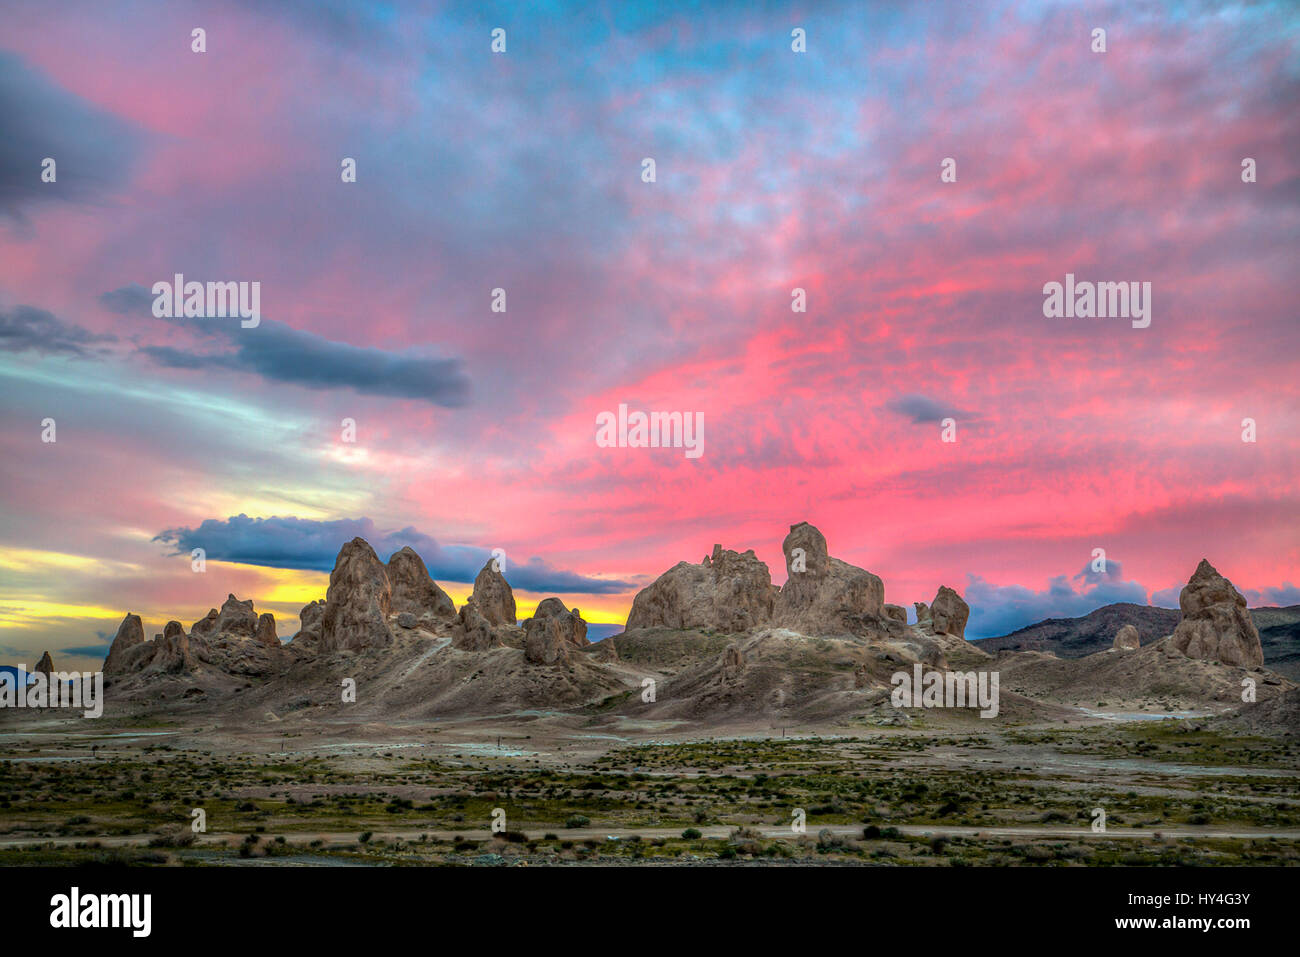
255;613;279;648
35;651;53;677
104;613;145;674
625;544;774;632
883;604;908;624
453;599;501;651
215;595;258;637
149;629;195;673
190;609;219;637
296;600;325;638
1170;559;1264;668
1113;624;1140;651
930;586;969;639
524;616;573;665
772;522;884;637
722;643;745;680
387;546;456;621
320;538;393;654
914;602;931;624
472;560;516;627
523;599;589;665
525;599;588;647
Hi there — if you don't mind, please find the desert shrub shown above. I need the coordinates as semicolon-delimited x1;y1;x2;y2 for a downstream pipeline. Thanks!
148;826;196;848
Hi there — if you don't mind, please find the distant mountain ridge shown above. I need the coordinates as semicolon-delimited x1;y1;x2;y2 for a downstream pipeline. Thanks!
973;602;1300;679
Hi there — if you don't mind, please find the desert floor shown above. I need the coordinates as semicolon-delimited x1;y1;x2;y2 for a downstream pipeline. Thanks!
1;708;1296;866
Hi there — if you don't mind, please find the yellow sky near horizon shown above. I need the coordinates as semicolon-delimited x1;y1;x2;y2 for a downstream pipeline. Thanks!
0;547;633;666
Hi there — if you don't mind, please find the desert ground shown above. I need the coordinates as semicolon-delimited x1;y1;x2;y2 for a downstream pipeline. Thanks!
2;697;1296;866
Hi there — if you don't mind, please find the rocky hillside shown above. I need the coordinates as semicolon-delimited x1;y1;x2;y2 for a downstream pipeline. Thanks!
974;602;1300;677
69;524;1293;728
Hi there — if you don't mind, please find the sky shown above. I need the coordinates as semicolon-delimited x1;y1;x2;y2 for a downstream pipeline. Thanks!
1;0;1297;670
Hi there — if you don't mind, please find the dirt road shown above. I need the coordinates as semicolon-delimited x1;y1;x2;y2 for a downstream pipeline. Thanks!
3;822;1296;849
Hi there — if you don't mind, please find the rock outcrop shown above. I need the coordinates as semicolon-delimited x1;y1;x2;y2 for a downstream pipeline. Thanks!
524;619;570;665
35;651;53;678
104;613;145;675
387;546;456;621
190;608;219;637
772;522;884;637
453;599;502;651
527;598;590;645
1113;624;1140;652
625;544;775;633
319;538;394;654
930;586;969;639
883;604;908;625
255;613;279;648
294;600;325;644
472;560;516;627
105;594;289;679
523;599;589;665
914;602;931;624
215;595;258;637
1170;559;1264;668
721;643;745;680
148;628;196;674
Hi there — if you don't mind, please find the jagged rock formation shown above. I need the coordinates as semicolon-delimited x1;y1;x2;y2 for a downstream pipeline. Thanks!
1113;624;1140;651
472;560;516;627
529;598;589;644
772;522;884;637
148;628;195;673
255;613;279;648
524;621;570;664
625;544;775;632
191;608;219;637
103;592;285;679
1170;559;1264;668
320;538;394;654
84;525;1296;726
522;599;588;665
293;600;326;648
104;613;145;674
215;594;258;636
930;586;969;639
453;599;502;651
35;651;53;677
387;546;456;621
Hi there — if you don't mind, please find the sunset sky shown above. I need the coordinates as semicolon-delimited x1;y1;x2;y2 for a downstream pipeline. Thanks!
2;0;1297;670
